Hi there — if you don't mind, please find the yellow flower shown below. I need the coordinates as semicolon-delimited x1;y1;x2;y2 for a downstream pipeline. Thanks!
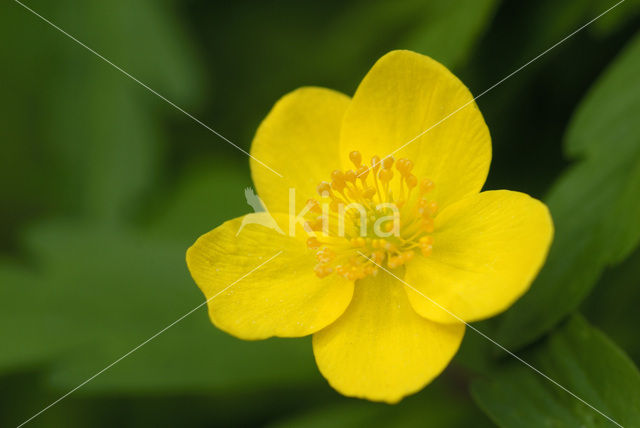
186;50;553;403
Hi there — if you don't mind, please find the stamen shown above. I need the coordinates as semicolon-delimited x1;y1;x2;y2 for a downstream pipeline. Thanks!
331;170;344;182
317;181;331;196
405;174;418;188
362;187;376;199
371;155;381;172
420;178;434;193
306;199;321;213
378;168;393;183
356;165;369;180
349;150;362;168
307;237;321;249
381;156;394;170
308;153;438;280
344;170;357;183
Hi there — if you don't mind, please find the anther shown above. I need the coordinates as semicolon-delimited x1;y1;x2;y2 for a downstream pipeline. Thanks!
419;236;433;246
317;181;331;196
306;199;321;213
387;256;402;269
331;170;345;183
331;180;346;192
349;151;362;167
344;170;357;183
351;237;366;247
306;237;321;249
420;178;434;193
372;251;385;263
316;248;335;263
396;158;413;175
314;264;333;278
418;200;437;217
418;237;434;257
402;250;415;262
356;165;369;180
421;218;434;233
362;187;376;199
307;217;324;231
405;174;418;188
420;244;433;257
381;156;394;170
378;168;393;182
371;155;381;172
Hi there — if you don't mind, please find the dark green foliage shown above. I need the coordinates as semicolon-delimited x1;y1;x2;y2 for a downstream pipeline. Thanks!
472;316;640;427
2;0;640;426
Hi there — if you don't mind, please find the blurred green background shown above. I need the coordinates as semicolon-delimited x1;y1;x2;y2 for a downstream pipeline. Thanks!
2;0;640;427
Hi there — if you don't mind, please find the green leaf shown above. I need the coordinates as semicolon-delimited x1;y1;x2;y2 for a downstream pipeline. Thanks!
0;262;67;370
0;4;60;247
472;316;640;428
21;0;204;225
318;0;499;76
400;0;499;69
0;221;319;392
582;246;640;365
590;0;640;37
141;157;252;245
496;30;640;349
0;148;317;401
500;1;638;61
269;381;493;428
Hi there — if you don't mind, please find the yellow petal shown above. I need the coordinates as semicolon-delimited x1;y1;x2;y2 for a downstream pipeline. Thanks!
340;50;491;209
312;271;464;403
404;190;553;324
250;87;351;213
186;213;354;339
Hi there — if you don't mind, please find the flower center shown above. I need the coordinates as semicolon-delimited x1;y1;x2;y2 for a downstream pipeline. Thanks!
305;151;437;281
